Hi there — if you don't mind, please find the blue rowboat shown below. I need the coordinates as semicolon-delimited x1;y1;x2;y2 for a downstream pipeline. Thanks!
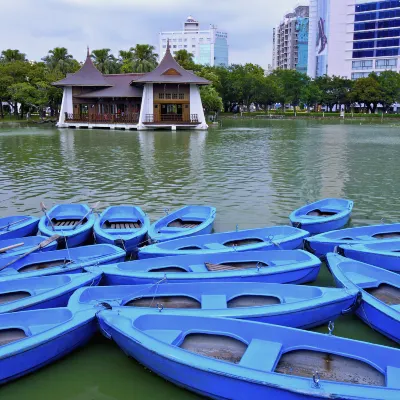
96;250;321;286
0;270;102;313
0;306;107;384
94;205;150;253
338;240;400;272
69;282;358;329
98;310;400;399
139;226;309;259
327;253;400;344
0;236;57;258
0;216;39;240
304;223;400;258
0;244;125;281
148;205;216;243
289;198;353;235
38;204;96;248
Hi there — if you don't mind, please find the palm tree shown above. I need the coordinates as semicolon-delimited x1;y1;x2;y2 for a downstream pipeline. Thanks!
0;49;26;63
118;50;134;73
91;49;120;74
42;47;79;74
174;50;196;70
130;44;158;73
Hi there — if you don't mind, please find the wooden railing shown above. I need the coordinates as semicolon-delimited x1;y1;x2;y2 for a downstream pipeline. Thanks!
65;113;139;124
144;114;199;124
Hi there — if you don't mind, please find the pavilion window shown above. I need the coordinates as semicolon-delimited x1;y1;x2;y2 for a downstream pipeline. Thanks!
172;93;178;99
179;93;185;99
165;93;172;99
159;93;165;99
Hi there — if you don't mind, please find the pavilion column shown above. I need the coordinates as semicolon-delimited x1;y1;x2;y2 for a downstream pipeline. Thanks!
137;83;153;130
57;87;73;127
190;84;208;130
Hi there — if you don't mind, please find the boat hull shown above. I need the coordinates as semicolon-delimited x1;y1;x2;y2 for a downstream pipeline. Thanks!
0;216;39;240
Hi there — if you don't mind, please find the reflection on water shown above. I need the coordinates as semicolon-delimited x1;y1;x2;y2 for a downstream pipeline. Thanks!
1;120;400;399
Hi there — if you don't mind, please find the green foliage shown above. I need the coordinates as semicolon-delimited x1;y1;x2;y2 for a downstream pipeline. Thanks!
0;49;26;63
42;47;80;75
200;86;223;113
130;45;158;73
173;50;196;70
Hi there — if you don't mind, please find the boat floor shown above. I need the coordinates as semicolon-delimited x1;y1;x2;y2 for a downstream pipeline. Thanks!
0;328;27;346
102;221;142;229
52;218;86;227
306;209;337;217
227;295;280;307
224;238;264;247
167;219;202;229
373;232;400;239
0;291;31;305
205;261;268;272
19;259;72;273
365;284;400;305
275;350;385;386
180;334;247;364
148;266;188;273
126;296;201;309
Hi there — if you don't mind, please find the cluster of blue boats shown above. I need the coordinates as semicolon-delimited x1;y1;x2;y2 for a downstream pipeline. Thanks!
2;198;400;399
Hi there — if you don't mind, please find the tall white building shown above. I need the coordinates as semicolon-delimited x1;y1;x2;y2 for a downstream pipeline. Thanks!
159;16;229;67
308;0;400;79
272;6;310;73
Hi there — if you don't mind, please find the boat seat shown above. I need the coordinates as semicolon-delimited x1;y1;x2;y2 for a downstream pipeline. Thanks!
203;243;226;250
346;272;378;288
28;324;56;335
180;213;203;220
239;339;282;372
387;366;400;389
143;329;182;345
353;236;374;241
390;304;400;312
201;295;227;309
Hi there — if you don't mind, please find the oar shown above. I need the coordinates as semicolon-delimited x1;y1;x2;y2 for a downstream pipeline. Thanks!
0;242;24;254
73;202;100;230
0;234;60;272
40;202;55;231
0;217;32;231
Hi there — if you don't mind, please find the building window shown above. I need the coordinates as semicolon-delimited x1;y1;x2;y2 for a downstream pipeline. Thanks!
159;93;165;99
165;93;171;99
377;29;400;38
376;58;397;69
376;38;400;48
179;93;184;99
376;47;399;56
162;45;166;48
192;45;196;48
351;72;370;80
353;40;375;49
353;50;374;58
184;45;187;48
172;93;178;99
173;45;177;48
352;60;373;70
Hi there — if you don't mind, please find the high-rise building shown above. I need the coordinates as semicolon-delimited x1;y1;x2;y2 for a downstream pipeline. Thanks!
308;0;400;79
272;6;310;73
159;16;229;67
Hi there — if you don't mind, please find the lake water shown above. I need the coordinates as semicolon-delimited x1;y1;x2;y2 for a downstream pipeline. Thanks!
1;119;400;399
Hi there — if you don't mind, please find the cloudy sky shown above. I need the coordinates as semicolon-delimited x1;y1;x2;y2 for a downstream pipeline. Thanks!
2;0;307;68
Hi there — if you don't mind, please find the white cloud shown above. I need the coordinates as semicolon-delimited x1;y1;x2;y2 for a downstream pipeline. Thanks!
2;0;309;68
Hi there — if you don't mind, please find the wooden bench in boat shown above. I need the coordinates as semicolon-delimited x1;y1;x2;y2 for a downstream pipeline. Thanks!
205;261;268;272
167;219;202;229
52;218;86;227
239;339;282;372
102;221;142;230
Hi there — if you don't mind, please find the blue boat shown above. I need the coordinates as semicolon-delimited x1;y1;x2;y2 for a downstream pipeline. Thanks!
38;204;96;247
0;236;57;258
69;282;358;329
98;310;400;399
338;240;400;272
96;250;321;286
0;307;105;384
289;198;353;235
304;223;400;258
327;253;400;344
0;270;102;313
0;244;125;281
94;205;150;253
148;205;216;243
139;226;309;259
0;216;39;240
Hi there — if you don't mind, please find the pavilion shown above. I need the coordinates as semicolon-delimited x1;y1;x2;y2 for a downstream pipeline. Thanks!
54;43;210;130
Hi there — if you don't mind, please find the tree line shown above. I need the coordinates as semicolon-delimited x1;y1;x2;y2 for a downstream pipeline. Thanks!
2;46;400;119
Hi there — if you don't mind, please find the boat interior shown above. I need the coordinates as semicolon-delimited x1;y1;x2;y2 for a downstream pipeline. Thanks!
167;219;202;229
306;209;338;217
102;220;142;230
17;259;73;273
51;218;87;228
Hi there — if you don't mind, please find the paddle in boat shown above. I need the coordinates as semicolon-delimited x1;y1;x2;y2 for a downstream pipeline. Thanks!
304;222;400;258
0;244;125;281
289;198;353;235
148;205;216;243
338;240;400;272
69;281;358;329
96;250;321;286
38;202;99;248
139;226;309;259
98;310;400;399
327;252;400;344
0;304;111;384
0;270;102;313
0;236;57;258
0;215;39;240
94;205;150;254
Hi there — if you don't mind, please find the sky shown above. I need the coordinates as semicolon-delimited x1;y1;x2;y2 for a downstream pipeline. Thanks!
1;0;307;68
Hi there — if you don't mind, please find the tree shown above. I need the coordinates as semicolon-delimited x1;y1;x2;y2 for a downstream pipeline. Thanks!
118;50;134;73
351;74;382;113
130;44;158;73
378;71;400;111
301;80;323;111
91;49;120;74
200;86;223;114
174;50;196;70
0;49;26;63
42;47;79;75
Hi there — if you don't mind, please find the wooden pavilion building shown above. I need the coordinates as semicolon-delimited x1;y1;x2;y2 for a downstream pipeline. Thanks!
54;44;210;130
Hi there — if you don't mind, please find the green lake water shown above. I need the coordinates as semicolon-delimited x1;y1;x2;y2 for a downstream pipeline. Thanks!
0;119;400;399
